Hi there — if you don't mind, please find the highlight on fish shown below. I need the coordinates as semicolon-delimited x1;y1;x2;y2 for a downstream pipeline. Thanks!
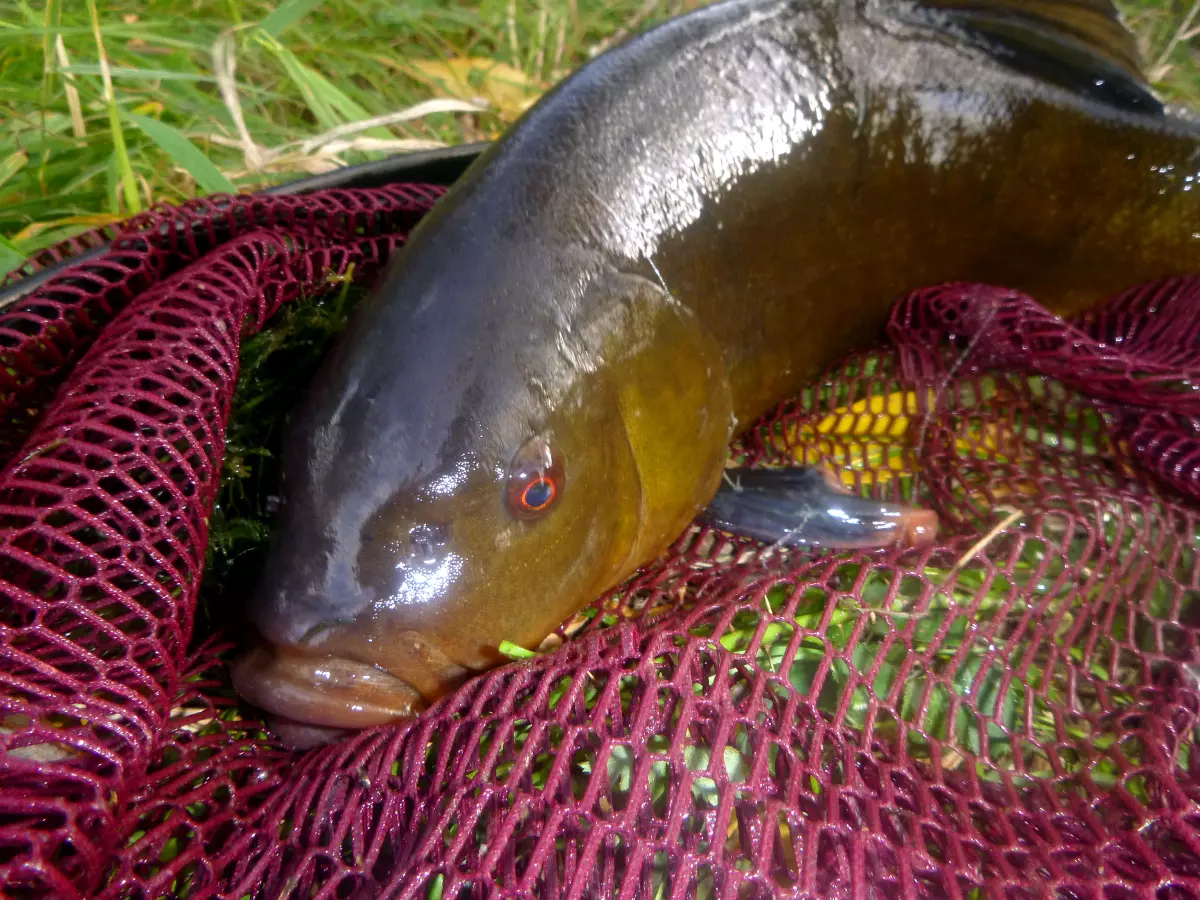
231;0;1200;746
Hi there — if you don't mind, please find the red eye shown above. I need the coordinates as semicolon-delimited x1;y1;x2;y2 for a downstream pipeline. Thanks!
506;438;564;520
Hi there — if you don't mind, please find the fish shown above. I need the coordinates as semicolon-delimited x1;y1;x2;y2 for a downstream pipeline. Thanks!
231;0;1200;746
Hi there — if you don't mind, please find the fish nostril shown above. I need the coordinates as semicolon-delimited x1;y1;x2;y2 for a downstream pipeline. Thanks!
407;523;448;565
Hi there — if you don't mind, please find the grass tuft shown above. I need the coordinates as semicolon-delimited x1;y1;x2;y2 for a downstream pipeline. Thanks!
0;0;696;267
2;0;1197;266
124;111;237;194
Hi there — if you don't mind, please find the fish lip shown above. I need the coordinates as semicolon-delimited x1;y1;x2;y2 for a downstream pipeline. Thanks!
231;644;427;730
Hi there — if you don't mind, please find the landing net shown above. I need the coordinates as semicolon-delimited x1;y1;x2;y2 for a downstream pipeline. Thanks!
1;182;1198;900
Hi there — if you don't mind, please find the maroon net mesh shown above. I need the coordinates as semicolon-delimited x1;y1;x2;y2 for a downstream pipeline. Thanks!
1;183;1199;900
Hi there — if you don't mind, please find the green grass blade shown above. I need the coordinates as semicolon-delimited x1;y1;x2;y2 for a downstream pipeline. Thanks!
124;112;236;195
255;32;392;139
259;0;328;38
85;0;140;215
0;151;28;191
39;0;60;130
258;36;345;131
498;640;538;660
0;234;26;278
58;64;218;82
105;148;121;215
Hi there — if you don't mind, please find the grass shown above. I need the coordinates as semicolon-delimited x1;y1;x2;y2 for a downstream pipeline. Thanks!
2;0;1199;270
0;0;696;273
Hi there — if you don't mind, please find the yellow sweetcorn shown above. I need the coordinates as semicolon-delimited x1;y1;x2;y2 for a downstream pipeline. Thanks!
770;387;1019;488
814;390;926;438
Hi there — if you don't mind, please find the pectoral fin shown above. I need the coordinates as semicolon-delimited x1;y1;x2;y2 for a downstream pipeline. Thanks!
699;465;938;550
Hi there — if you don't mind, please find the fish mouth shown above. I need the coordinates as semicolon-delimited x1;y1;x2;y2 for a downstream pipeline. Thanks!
231;644;427;731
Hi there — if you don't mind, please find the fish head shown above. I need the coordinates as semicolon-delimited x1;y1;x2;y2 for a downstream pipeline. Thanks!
232;230;731;737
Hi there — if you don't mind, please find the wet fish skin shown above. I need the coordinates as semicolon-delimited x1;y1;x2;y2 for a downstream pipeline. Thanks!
231;0;1200;739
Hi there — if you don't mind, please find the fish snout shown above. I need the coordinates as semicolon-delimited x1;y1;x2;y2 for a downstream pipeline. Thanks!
237;510;478;744
248;534;374;647
234;587;475;744
248;586;365;648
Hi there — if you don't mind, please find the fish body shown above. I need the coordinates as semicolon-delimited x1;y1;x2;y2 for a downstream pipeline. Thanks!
233;0;1200;741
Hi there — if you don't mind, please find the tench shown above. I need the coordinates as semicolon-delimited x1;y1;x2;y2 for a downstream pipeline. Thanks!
232;0;1200;745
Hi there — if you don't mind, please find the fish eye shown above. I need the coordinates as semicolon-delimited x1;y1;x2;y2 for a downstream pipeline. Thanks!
505;437;564;520
521;477;556;510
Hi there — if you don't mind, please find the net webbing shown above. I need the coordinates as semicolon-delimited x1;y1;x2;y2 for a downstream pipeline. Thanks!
0;186;1197;900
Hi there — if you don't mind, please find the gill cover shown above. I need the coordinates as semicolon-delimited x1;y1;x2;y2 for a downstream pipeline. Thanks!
586;270;734;567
